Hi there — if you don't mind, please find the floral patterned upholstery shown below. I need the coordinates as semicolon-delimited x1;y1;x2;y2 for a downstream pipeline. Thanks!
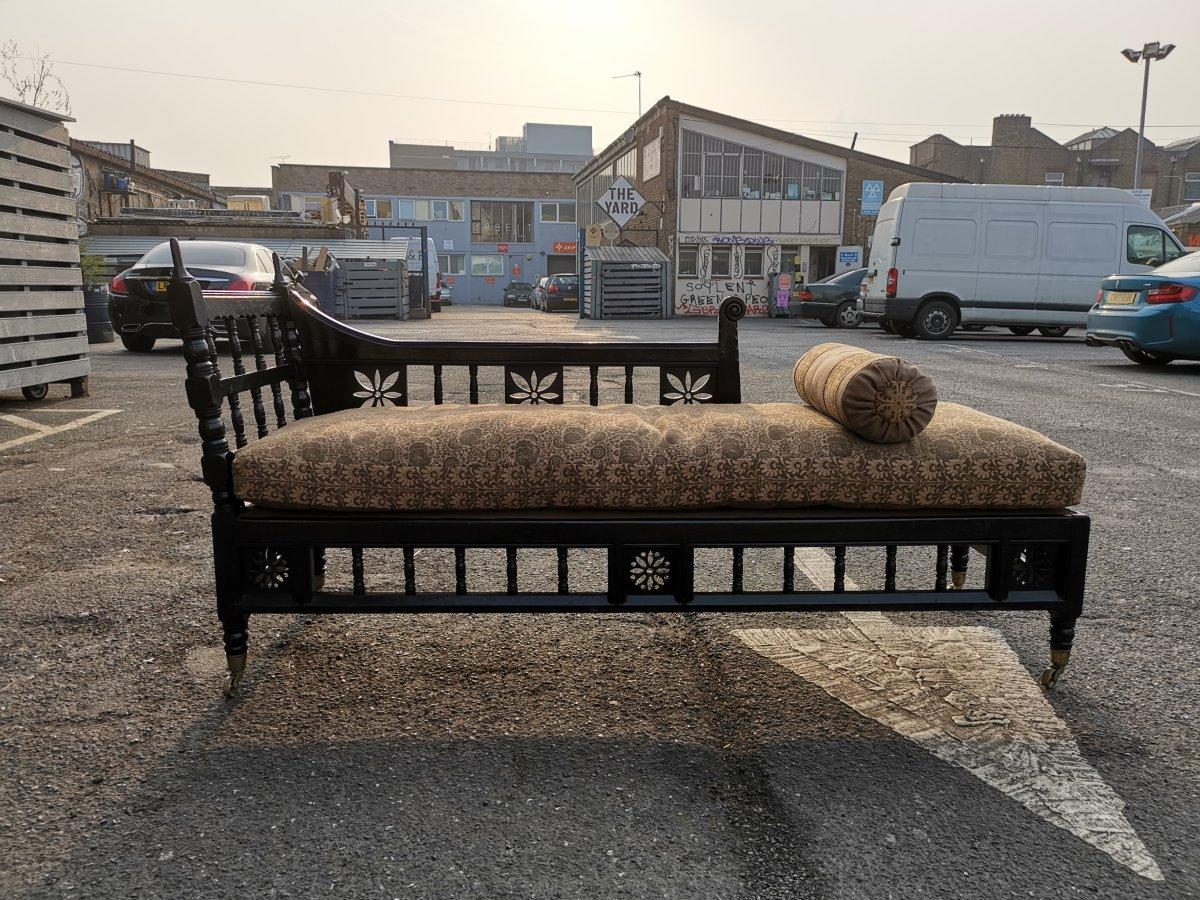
793;343;938;443
232;402;1085;513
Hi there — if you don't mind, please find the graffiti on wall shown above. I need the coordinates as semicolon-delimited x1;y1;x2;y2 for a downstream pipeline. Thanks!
676;279;772;317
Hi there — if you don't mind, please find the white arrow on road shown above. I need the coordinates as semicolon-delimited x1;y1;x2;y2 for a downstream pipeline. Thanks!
734;549;1163;882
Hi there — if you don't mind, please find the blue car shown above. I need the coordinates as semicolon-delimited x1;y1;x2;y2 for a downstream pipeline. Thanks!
1086;251;1200;365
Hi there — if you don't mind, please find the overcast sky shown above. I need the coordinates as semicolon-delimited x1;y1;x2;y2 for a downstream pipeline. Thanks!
5;0;1197;185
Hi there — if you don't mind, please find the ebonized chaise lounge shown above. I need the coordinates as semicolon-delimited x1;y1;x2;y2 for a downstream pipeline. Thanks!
163;241;1088;698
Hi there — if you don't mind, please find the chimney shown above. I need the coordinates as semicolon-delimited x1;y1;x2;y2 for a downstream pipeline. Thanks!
992;114;1033;147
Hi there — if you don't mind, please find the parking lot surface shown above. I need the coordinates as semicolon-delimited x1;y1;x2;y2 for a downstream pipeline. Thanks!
2;307;1197;898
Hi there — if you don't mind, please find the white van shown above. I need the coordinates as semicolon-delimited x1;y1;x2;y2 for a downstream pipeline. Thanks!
389;236;443;307
860;184;1186;339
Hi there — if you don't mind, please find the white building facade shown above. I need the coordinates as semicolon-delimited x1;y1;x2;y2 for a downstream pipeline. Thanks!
673;114;845;316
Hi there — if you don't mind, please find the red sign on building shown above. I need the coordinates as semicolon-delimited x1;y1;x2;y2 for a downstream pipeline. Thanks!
497;243;509;253
552;241;578;254
485;276;496;285
512;265;521;276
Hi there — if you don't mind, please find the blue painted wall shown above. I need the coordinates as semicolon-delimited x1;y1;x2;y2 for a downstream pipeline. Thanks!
280;192;577;304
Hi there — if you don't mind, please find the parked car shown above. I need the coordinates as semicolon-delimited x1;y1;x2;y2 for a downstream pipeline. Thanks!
1085;250;1200;365
797;268;866;328
530;276;550;310
503;281;534;307
860;183;1186;339
439;282;453;306
109;240;285;352
540;274;580;312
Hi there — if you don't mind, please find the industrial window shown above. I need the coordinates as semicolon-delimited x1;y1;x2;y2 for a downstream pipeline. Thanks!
1044;172;1065;186
413;200;430;220
678;245;699;277
397;199;414;219
821;168;842;201
470;254;505;276
438;253;466;274
1186;173;1200;201
541;201;577;223
433;200;449;219
744;247;764;278
471;201;534;243
802;163;821;201
763;154;782;200
711;246;732;277
363;199;377;218
616;148;637;180
681;130;702;199
741;149;762;199
376;199;393;219
678;128;841;204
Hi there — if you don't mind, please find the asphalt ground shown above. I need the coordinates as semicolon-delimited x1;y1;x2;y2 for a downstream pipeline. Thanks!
1;306;1197;898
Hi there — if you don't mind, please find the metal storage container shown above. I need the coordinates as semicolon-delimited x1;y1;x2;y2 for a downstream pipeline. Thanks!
582;246;671;319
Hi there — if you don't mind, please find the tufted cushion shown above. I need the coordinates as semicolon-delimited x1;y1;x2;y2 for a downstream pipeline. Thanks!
793;343;937;443
232;402;1084;513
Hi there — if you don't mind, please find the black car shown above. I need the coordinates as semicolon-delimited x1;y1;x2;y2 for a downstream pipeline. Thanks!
539;274;579;313
796;268;866;328
109;241;284;352
503;281;534;307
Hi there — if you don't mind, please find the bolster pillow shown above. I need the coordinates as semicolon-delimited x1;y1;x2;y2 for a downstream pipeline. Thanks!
793;343;937;443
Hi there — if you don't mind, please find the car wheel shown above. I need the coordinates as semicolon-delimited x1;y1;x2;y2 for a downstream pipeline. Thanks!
1008;326;1036;336
879;318;896;334
912;299;958;340
834;301;862;329
1121;346;1175;366
1038;326;1070;337
120;334;156;352
21;383;49;402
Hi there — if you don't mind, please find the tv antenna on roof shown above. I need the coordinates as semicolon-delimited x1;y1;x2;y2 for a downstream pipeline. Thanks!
613;71;642;117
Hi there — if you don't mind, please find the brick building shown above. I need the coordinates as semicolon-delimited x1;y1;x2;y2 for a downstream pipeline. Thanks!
575;97;958;316
70;140;221;222
910;115;1200;209
273;164;579;304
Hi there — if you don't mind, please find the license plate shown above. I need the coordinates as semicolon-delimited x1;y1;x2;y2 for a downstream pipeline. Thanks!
155;280;170;292
1105;291;1138;305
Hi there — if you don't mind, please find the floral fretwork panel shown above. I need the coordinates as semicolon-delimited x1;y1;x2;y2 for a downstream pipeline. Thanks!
623;547;678;595
659;367;717;405
245;548;290;592
1010;545;1060;590
352;368;406;408
505;366;564;404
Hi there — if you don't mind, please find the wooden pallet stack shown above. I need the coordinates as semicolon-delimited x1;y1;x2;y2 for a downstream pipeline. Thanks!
0;97;89;401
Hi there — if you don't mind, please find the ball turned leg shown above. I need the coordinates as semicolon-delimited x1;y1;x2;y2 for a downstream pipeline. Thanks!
949;545;969;589
221;615;249;699
1040;611;1076;689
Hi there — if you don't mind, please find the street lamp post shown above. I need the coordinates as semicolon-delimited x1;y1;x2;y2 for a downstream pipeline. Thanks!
1121;41;1176;191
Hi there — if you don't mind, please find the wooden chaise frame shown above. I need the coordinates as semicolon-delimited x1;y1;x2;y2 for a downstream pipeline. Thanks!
163;241;1088;697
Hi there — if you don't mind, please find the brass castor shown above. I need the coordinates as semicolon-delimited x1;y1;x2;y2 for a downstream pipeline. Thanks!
1039;649;1070;689
222;653;246;699
950;571;966;590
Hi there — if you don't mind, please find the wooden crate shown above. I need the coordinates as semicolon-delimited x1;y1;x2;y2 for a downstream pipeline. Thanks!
0;98;89;399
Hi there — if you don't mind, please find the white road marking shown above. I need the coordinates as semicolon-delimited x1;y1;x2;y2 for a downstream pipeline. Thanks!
0;413;54;433
732;548;1163;881
1098;381;1200;399
0;409;121;452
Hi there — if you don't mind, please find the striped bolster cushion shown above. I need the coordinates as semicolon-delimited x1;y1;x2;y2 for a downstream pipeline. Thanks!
793;342;937;443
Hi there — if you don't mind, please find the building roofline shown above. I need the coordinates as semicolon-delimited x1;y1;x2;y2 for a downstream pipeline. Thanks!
70;139;221;201
0;94;75;123
575;96;962;183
